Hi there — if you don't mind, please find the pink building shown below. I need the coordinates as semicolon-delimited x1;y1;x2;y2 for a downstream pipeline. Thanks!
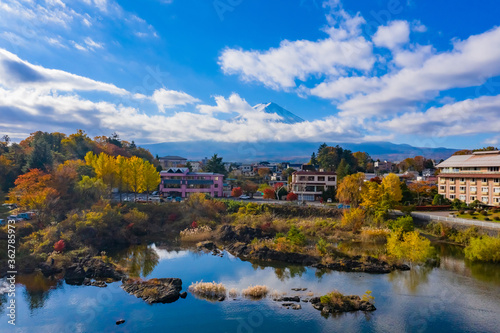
159;168;224;198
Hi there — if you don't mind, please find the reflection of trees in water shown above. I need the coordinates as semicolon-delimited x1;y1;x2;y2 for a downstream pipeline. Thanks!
274;266;306;281
17;272;60;312
120;245;160;278
0;293;6;313
466;260;500;286
388;266;433;294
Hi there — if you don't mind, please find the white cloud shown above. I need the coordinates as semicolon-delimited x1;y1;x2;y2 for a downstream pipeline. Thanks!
372;20;410;50
218;2;374;90
84;37;104;50
338;26;500;117
151;88;200;112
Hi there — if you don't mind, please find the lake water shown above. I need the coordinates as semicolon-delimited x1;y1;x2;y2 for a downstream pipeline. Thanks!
1;243;499;333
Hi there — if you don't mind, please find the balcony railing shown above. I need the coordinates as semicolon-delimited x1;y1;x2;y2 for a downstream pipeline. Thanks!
440;170;500;174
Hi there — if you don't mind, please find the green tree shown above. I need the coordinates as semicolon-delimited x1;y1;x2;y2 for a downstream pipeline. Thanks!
185;161;193;172
204;154;226;175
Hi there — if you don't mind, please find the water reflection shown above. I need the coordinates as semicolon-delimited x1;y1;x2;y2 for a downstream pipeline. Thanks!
17;271;61;312
247;260;307;281
388;266;434;294
115;244;160;278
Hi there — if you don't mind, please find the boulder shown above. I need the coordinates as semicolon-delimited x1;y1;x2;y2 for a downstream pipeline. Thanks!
64;264;86;285
121;278;183;304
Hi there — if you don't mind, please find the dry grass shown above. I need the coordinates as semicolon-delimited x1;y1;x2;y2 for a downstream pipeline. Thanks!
360;227;390;243
242;285;269;299
228;288;239;298
180;226;213;242
188;281;226;298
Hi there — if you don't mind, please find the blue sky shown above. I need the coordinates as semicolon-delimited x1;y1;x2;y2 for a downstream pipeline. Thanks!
0;0;499;149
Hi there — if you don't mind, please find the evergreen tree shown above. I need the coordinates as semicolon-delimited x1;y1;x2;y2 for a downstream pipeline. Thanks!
185;161;193;172
310;152;318;166
204;154;226;175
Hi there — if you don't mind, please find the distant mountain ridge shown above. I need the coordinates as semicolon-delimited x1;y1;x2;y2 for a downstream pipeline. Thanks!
142;141;459;163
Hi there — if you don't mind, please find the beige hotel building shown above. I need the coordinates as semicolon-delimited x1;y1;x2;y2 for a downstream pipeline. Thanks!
436;151;500;206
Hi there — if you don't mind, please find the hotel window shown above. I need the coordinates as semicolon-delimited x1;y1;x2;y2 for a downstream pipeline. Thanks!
460;178;466;182
470;196;477;201
459;195;466;201
488;167;499;172
482;187;489;193
482;178;488;183
450;186;455;191
495;188;500;193
214;184;218;188
470;186;477;192
482;197;489;204
495;178;500;183
450;178;455;182
494;198;500;204
214;177;219;181
459;186;466;191
439;185;445;191
450;194;456;199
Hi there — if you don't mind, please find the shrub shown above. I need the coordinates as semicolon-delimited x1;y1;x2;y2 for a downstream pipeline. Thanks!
362;290;374;304
316;238;328;255
387;215;414;233
464;236;500;262
320;291;352;307
386;229;434;264
54;240;66;252
263;188;276;200
472;216;477;219
341;207;365;232
485;217;491;221
494;216;500;221
480;210;488;216
286;192;298;201
287;225;306;246
242;285;269;298
449;226;479;245
458;210;465;215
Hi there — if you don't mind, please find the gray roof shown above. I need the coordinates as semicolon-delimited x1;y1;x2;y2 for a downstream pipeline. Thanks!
436;151;500;168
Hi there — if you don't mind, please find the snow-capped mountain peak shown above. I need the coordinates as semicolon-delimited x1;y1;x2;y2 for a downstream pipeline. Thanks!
252;102;305;124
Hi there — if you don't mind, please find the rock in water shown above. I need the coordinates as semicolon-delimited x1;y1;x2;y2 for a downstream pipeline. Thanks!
121;278;183;304
116;319;125;325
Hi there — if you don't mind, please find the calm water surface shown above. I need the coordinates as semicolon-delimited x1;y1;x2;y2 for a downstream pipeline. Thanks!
1;243;499;333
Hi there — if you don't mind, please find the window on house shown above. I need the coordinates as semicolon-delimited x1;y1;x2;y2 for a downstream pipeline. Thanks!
459;186;466;191
317;176;325;181
482;178;488;183
494;197;500;203
459;195;466;201
439;186;445;191
307;176;315;181
495;178;500;183
450;194;456;199
450;178;455;182
450;186;455;191
328;176;336;182
482;187;489;193
460;178;466;182
488;167;499;172
494;187;500;193
470;186;477;192
470;196;477;201
482;197;489;204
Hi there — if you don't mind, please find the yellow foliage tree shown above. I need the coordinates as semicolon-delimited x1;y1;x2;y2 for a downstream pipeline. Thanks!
142;161;160;200
116;155;131;201
127;156;145;199
361;181;382;211
337;172;365;207
341;207;365;232
381;173;403;204
387;229;434;264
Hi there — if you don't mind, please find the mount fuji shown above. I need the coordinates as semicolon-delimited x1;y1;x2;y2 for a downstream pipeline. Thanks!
252;102;305;124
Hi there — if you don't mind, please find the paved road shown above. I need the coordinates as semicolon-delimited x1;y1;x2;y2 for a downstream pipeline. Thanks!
393;210;500;230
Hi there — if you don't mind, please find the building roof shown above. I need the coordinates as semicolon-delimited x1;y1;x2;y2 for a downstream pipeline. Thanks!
436;151;500;168
293;171;337;175
159;155;187;160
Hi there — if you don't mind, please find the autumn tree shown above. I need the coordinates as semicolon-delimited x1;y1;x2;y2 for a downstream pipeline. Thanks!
337;173;365;207
381;173;403;204
127;156;145;200
231;187;243;197
258;167;270;178
263;188;276;199
273;182;287;200
142;161;161;200
242;180;258;198
409;181;436;205
9;169;58;224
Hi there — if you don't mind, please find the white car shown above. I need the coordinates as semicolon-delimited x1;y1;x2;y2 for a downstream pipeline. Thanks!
239;195;251;200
